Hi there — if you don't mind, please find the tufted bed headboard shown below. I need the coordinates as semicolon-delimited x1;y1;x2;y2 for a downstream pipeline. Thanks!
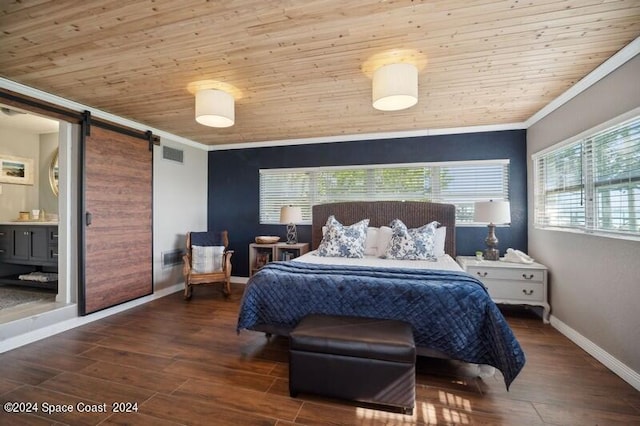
311;201;456;257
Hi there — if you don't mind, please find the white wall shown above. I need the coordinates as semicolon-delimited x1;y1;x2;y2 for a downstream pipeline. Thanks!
153;139;208;291
527;55;640;374
57;122;77;305
0;128;40;221
38;132;59;215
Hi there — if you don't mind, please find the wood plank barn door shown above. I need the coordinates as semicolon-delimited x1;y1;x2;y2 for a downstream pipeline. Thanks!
80;124;153;315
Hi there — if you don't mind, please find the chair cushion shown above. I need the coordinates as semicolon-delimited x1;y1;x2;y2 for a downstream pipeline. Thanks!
191;245;225;273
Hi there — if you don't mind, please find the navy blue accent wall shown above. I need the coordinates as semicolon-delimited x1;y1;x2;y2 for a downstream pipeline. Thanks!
209;130;527;277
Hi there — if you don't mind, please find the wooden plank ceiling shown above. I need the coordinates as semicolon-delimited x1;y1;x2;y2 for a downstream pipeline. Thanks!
1;0;639;146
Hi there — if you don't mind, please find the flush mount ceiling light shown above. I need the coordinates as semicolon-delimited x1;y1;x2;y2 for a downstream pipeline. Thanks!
195;89;235;128
372;63;418;111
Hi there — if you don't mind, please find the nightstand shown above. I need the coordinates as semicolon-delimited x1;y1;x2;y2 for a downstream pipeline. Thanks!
249;242;309;277
457;256;550;323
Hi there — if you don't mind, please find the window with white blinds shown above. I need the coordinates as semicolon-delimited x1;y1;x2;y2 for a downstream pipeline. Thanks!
259;160;510;224
533;113;640;238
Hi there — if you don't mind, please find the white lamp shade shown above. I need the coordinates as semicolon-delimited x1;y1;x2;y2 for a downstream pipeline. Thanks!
372;63;418;111
474;200;511;224
195;89;235;128
280;206;302;224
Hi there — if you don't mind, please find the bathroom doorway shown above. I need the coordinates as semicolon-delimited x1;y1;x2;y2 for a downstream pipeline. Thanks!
0;103;72;326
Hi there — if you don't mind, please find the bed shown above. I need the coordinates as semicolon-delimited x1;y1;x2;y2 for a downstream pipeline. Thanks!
237;201;525;388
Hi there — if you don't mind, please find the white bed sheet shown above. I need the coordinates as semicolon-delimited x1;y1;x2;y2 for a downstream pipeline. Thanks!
292;250;463;272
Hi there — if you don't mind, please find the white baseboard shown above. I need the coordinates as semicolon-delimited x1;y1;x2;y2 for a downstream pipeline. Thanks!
231;275;248;284
0;283;183;354
550;315;640;391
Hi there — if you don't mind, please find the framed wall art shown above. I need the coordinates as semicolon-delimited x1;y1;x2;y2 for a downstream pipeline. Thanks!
0;155;35;185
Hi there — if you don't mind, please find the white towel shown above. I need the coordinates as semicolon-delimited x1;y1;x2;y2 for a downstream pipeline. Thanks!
18;272;59;282
503;248;534;264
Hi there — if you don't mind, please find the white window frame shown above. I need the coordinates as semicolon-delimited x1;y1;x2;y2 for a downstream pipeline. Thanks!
532;107;640;241
259;159;510;225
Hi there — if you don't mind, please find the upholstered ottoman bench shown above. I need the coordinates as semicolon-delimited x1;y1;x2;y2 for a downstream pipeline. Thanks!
289;314;416;414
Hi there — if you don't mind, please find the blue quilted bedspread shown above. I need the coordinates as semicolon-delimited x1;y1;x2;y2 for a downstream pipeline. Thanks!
237;261;525;389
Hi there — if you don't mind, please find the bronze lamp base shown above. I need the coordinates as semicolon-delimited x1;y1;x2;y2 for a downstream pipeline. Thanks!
483;223;500;261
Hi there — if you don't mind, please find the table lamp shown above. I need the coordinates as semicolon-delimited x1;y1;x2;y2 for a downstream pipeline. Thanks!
474;200;511;261
280;205;302;244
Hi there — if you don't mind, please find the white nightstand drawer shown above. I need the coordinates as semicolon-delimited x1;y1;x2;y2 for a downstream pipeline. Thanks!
457;256;550;323
468;267;544;282
483;280;544;302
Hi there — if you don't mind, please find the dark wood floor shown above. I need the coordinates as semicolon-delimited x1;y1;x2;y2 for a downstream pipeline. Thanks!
1;283;638;425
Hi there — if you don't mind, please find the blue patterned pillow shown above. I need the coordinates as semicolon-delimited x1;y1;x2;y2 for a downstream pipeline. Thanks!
317;216;370;258
384;219;440;260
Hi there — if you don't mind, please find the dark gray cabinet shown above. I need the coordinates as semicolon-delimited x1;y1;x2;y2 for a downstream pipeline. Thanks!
0;228;8;262
0;225;58;266
0;224;58;289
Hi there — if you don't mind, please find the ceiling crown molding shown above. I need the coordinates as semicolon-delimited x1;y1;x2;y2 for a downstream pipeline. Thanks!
525;36;640;128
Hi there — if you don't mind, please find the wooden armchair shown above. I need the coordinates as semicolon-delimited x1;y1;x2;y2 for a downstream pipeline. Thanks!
183;230;233;300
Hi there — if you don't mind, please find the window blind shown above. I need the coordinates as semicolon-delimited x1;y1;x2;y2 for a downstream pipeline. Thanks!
534;143;584;228
260;160;510;224
259;171;311;225
591;116;640;234
534;114;640;237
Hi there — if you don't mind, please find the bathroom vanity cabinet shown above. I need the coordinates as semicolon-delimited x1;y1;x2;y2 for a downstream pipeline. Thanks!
0;223;58;289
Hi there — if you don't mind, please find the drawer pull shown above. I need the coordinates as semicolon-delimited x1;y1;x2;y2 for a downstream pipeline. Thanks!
0;232;4;236
522;273;534;280
522;289;534;296
52;234;59;238
0;249;4;253
476;271;488;278
52;253;59;257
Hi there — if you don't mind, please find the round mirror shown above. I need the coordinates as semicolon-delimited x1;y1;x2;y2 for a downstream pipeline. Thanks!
49;148;59;196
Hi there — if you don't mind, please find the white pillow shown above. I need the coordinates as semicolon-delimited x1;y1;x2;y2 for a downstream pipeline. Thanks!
364;227;379;256
434;226;446;257
375;226;393;257
192;245;225;273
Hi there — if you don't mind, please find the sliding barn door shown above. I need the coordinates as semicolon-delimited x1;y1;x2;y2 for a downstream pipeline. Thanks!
80;125;153;314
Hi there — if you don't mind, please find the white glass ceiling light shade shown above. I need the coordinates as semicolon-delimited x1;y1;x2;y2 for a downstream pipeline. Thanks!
372;63;418;111
195;89;234;127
